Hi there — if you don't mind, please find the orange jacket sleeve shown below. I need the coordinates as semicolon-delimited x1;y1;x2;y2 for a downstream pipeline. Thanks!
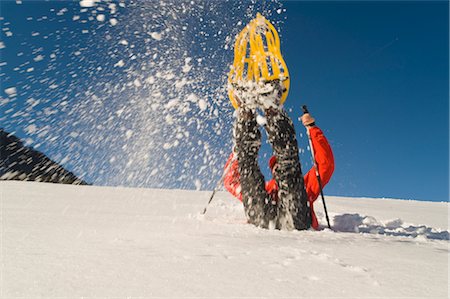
303;126;334;230
304;126;335;204
223;152;243;201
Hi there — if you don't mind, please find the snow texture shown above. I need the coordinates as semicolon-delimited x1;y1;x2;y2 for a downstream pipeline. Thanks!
2;181;449;298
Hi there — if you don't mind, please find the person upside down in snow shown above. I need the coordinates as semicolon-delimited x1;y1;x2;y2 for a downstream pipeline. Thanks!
223;107;334;230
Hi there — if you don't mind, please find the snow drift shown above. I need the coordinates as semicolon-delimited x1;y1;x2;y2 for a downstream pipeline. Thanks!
2;181;448;298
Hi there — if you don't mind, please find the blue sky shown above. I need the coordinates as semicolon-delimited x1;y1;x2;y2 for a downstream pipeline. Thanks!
1;1;448;202
278;1;449;202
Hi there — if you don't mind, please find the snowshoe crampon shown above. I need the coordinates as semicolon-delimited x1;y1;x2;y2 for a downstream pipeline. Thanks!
228;13;290;109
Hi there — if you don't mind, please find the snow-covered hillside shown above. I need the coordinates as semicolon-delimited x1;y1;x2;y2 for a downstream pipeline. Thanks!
2;181;449;297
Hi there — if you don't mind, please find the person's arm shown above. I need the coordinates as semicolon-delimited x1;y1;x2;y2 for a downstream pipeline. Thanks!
303;126;335;203
223;152;243;201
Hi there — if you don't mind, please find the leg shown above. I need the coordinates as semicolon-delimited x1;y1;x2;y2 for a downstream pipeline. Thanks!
233;108;275;228
265;108;310;230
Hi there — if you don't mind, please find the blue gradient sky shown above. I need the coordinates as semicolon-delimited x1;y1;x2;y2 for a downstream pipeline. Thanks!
1;1;448;202
277;1;449;202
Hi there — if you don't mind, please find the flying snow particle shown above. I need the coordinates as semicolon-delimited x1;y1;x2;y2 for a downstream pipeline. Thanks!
114;60;125;67
26;98;40;108
165;114;174;125
256;114;267;126
182;58;192;73
25;124;37;134
4;87;17;97
79;0;98;8
108;3;117;14
194;179;202;191
187;93;198;102
133;79;142;87
109;18;118;26
49;84;58;89
164;73;175;80
166;99;179;109
145;76;155;84
182;64;192;73
119;39;128;46
198;99;207;111
24;138;34;146
34;55;44;62
277;9;282;14
149;32;162;41
175;78;187;89
116;108;124;117
96;14;105;22
150;168;158;176
57;8;68;16
125;130;133;139
0;42;5;49
60;155;70;165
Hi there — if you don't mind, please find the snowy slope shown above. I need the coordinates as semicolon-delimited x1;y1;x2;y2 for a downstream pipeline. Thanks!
2;181;449;298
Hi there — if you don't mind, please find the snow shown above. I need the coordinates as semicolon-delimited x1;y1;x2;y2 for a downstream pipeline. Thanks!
25;124;37;134
96;14;105;22
149;32;162;41
33;54;44;62
2;181;448;297
198;99;207;111
4;87;17;96
114;59;125;67
79;0;98;8
0;0;258;192
109;18;118;26
133;78;142;87
256;114;267;126
125;129;133;139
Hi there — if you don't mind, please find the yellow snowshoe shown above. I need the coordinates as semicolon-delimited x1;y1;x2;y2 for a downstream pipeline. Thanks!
228;13;290;109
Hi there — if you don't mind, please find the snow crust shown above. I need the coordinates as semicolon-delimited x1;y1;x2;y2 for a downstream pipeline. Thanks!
2;181;449;298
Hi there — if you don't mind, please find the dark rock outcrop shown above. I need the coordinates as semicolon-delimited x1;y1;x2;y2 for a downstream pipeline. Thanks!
0;129;88;185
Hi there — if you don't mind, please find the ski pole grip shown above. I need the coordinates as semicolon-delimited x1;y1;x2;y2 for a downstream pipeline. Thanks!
302;105;309;115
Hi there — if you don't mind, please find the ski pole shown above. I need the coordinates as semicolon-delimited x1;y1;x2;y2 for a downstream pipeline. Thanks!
302;105;331;229
201;153;237;215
